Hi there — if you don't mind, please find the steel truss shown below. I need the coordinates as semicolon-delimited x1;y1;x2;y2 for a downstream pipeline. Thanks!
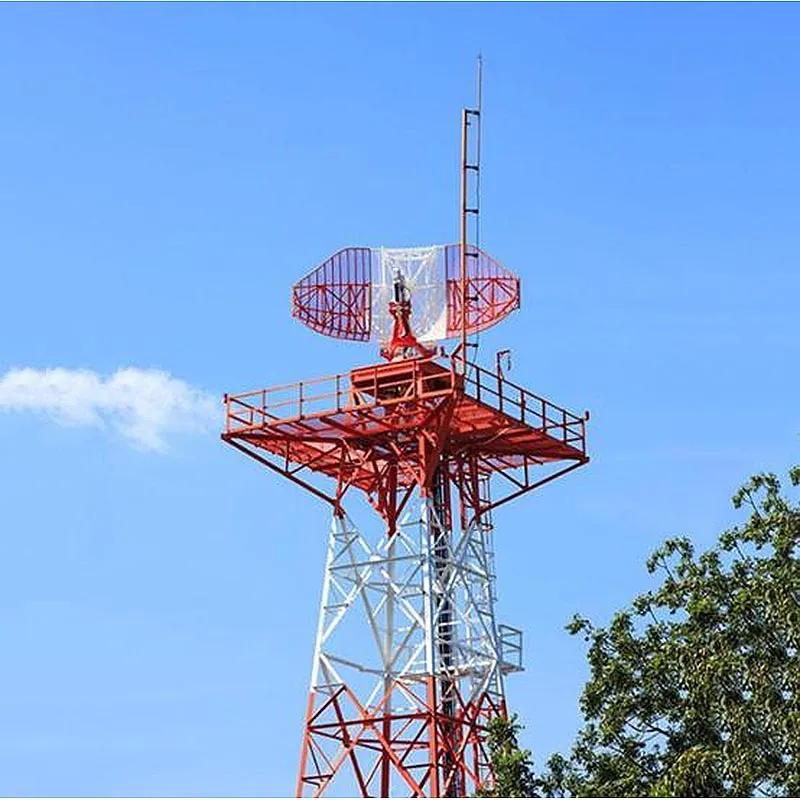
223;353;588;797
298;475;520;798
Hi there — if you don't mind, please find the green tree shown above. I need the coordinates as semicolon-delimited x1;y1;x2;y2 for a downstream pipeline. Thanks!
539;467;800;797
478;714;538;797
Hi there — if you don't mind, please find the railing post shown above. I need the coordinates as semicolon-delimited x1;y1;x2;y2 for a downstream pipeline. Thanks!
540;399;546;431
498;371;503;414
299;381;304;418
562;409;567;442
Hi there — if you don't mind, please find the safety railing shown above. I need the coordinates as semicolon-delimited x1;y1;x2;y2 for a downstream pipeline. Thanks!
224;356;455;434
499;624;523;673
225;372;345;433
225;355;587;457
460;359;586;454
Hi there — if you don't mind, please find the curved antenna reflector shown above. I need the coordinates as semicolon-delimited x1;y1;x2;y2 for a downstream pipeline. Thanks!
291;248;372;342
444;245;520;338
291;245;520;344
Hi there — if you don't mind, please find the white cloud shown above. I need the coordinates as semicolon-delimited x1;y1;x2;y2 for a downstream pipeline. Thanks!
0;367;218;451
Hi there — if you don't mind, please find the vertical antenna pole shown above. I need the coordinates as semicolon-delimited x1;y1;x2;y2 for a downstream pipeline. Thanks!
459;108;469;370
476;53;483;113
459;55;483;373
475;54;483;254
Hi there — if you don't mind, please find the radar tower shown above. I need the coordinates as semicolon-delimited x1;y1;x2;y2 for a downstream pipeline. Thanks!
222;66;589;798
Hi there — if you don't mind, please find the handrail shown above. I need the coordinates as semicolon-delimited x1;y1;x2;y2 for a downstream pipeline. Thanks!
457;357;585;447
224;356;586;457
459;357;584;424
224;356;453;433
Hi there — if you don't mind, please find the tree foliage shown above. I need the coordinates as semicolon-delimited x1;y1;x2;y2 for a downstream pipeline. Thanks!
478;714;538;797
539;467;800;797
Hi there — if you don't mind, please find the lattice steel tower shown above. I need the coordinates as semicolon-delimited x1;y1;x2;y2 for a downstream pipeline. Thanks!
222;92;589;797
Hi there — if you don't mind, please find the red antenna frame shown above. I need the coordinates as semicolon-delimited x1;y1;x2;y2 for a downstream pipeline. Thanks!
291;245;519;349
291;247;373;342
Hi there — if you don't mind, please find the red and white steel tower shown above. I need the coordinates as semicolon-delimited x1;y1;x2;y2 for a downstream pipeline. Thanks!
222;95;589;797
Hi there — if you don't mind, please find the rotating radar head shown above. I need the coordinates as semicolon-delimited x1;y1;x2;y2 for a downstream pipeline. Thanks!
291;244;520;361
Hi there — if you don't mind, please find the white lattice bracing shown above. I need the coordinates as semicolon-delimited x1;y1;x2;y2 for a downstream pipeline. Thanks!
310;501;509;701
300;484;521;796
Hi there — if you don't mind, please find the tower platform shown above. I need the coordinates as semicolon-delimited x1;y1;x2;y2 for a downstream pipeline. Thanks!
223;355;587;515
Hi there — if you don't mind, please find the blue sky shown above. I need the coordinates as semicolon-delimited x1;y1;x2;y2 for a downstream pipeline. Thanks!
1;2;800;796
